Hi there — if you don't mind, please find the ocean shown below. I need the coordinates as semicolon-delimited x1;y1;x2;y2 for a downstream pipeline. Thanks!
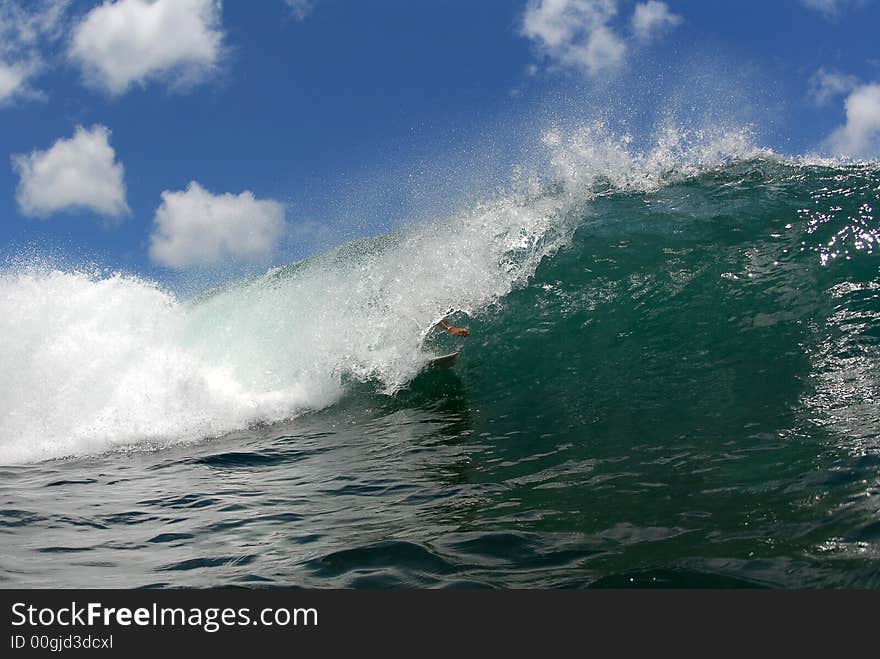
2;126;880;587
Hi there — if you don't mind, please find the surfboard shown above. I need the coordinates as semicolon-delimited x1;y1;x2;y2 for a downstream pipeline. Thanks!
427;351;460;368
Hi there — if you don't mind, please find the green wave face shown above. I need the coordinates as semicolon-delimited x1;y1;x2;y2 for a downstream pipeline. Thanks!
362;160;880;586
468;160;879;442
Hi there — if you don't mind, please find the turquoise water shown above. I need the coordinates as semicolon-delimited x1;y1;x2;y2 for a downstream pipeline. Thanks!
2;156;880;587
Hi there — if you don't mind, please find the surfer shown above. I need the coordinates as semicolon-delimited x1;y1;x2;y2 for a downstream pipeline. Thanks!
423;312;468;369
436;316;470;337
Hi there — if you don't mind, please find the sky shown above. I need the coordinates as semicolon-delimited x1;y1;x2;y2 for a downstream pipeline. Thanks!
1;0;879;287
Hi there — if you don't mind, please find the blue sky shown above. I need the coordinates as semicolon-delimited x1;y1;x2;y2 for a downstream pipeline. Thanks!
1;0;878;286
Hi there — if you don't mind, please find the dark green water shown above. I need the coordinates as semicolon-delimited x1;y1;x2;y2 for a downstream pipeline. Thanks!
3;159;880;587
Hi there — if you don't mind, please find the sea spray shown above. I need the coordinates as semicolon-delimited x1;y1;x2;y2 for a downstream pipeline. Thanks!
0;187;579;463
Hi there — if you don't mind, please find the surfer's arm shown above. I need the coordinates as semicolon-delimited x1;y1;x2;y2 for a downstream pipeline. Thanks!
437;319;470;337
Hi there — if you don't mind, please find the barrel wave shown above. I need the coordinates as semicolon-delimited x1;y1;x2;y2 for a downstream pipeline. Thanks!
0;124;770;463
3;127;880;587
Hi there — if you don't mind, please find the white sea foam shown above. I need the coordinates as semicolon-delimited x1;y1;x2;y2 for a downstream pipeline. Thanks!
0;191;577;464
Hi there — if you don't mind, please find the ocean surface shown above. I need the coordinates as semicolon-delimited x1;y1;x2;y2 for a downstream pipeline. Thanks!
3;128;880;587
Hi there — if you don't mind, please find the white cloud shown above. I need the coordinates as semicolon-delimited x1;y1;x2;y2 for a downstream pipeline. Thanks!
521;0;681;77
632;1;682;41
150;182;286;268
521;0;625;77
577;25;626;74
801;0;863;15
0;0;71;104
0;61;30;103
809;68;860;106
11;124;129;219
284;0;315;21
0;0;69;44
69;0;224;95
823;83;880;159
